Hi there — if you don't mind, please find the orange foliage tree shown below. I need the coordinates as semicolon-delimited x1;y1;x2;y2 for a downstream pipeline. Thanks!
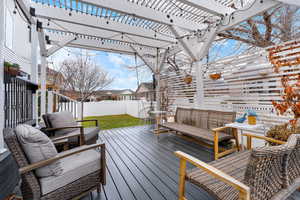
269;41;300;126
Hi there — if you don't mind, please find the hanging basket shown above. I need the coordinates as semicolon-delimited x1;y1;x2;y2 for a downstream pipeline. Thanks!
183;75;193;84
209;73;221;80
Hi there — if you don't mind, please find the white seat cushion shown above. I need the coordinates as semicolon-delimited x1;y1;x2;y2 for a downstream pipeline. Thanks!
39;145;100;195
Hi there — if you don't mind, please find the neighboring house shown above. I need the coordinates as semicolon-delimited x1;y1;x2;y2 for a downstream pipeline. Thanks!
38;66;64;91
94;89;135;101
136;82;155;101
61;89;135;102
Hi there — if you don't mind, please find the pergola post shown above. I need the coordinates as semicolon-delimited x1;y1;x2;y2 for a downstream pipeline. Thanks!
0;0;6;152
31;24;39;125
155;48;161;111
40;56;47;116
195;61;204;108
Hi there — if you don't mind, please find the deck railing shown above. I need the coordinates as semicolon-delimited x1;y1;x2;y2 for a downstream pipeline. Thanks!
4;73;38;128
37;90;80;121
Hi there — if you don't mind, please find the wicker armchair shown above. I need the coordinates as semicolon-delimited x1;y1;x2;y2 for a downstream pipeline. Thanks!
4;128;106;200
42;111;100;149
175;134;300;200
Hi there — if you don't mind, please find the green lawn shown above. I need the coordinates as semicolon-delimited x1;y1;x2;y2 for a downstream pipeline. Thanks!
82;114;150;130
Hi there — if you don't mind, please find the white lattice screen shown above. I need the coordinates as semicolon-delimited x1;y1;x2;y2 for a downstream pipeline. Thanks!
161;39;300;127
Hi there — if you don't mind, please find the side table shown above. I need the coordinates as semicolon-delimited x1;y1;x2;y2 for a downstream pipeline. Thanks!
225;122;265;150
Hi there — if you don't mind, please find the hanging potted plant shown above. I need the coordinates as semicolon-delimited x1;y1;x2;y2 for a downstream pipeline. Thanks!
4;61;20;76
209;73;221;80
183;74;193;84
183;63;193;84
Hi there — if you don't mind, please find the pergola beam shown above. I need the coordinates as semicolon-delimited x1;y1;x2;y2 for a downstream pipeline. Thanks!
219;0;281;32
33;4;176;45
177;0;234;16
170;25;198;61
276;0;300;6
78;0;207;31
46;36;76;57
37;18;171;49
15;0;35;24
48;31;156;57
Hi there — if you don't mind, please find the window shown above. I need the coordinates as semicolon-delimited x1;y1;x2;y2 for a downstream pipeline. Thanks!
5;8;14;49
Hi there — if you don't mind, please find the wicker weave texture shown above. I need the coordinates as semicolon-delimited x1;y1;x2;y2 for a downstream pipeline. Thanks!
4;128;103;200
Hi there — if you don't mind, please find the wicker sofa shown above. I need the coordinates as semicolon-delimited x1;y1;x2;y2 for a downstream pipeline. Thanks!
160;107;238;159
42;111;100;149
4;127;106;200
175;133;300;200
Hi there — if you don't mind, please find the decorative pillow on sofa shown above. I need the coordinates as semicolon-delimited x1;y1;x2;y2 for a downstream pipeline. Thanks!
15;124;63;178
46;111;78;135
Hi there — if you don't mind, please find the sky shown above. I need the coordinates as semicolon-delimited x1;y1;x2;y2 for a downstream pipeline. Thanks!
49;48;153;91
48;39;252;91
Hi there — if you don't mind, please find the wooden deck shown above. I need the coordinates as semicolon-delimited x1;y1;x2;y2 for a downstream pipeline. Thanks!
83;125;300;200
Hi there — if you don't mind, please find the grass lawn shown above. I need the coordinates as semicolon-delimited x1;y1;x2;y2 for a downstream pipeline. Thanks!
82;114;150;130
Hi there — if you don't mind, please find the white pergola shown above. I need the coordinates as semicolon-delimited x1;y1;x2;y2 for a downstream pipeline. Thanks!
17;0;300;115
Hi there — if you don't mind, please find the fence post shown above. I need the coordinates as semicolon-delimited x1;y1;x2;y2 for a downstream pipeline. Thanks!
48;91;53;114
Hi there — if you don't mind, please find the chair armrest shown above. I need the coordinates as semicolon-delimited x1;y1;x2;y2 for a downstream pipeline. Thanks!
19;143;105;174
77;119;99;127
175;151;250;200
43;126;85;146
43;126;84;132
242;133;285;145
212;126;231;132
50;131;81;142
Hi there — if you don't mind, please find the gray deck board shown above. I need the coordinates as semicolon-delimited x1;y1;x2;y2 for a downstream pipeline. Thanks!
82;125;300;200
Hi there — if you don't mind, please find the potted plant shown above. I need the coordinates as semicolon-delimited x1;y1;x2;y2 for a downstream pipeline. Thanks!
266;124;299;145
4;61;20;76
247;110;257;125
183;74;193;84
209;73;221;80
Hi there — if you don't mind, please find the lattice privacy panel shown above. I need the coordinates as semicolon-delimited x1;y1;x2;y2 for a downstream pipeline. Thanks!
161;39;300;127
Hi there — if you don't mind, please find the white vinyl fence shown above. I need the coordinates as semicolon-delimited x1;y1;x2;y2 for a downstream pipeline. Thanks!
83;100;153;118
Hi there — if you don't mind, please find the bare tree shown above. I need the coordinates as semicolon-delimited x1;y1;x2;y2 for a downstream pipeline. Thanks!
218;5;300;48
59;56;114;119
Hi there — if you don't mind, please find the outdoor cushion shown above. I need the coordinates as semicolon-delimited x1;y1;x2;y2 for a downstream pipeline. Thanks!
68;127;100;144
190;109;209;129
15;124;63;178
39;145;101;195
46;111;78;135
186;151;251;200
161;122;233;142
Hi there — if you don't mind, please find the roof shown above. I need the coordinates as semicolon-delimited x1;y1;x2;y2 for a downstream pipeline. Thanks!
95;89;134;96
136;82;154;93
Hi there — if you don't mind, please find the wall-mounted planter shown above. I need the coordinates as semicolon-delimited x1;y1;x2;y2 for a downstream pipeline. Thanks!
4;61;20;76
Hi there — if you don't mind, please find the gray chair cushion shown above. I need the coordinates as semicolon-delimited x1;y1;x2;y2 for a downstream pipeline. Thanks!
46;111;78;135
39;145;100;195
15;124;63;178
68;127;100;144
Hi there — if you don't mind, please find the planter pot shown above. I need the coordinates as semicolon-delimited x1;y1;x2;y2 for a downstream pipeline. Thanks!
4;67;19;76
209;73;221;80
248;116;256;125
184;75;193;84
